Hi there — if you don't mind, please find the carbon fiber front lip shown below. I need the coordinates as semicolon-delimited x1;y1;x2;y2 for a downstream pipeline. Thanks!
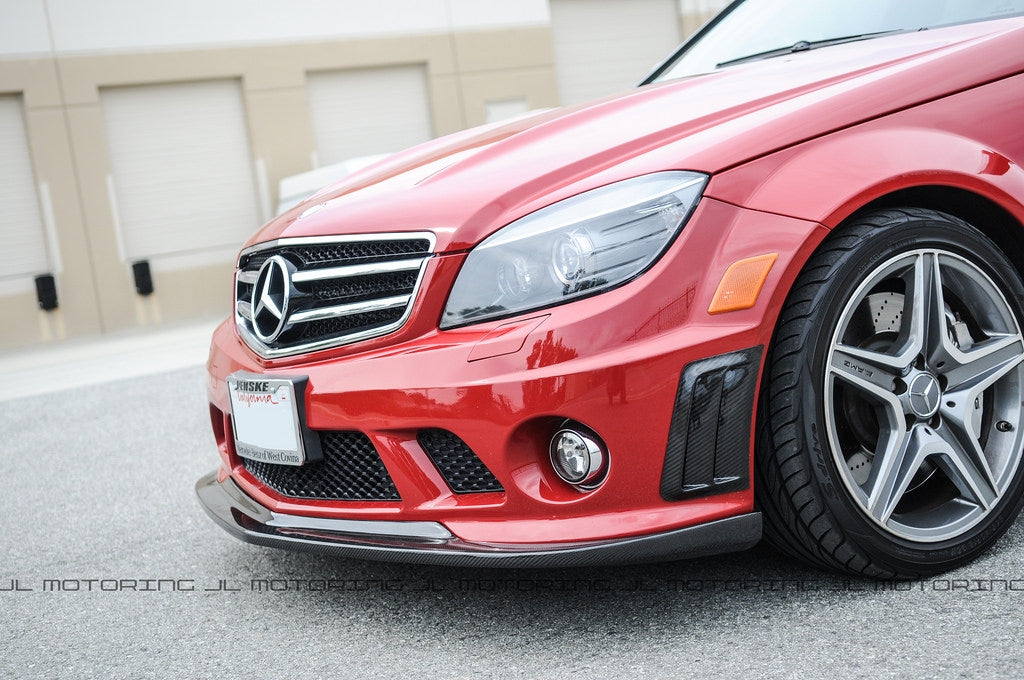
196;471;762;568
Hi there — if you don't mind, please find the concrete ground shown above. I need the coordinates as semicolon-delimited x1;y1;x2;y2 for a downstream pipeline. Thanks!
0;319;221;402
2;324;1023;678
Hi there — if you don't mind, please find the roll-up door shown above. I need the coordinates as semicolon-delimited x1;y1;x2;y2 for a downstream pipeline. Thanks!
550;0;682;105
307;64;433;166
100;79;260;264
0;95;51;289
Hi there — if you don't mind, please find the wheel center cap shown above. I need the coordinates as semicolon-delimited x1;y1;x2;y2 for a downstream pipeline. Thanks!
908;373;941;418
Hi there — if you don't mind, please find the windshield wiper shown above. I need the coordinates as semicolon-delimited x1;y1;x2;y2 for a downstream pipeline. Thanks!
715;30;908;69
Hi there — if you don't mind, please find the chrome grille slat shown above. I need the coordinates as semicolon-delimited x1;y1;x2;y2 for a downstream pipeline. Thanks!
237;270;259;285
234;233;435;358
291;258;424;283
290;295;411;323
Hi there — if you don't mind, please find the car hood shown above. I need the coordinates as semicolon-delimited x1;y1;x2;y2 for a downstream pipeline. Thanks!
253;16;1024;253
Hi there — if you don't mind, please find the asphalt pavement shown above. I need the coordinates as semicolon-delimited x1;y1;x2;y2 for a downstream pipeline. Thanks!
2;330;1024;678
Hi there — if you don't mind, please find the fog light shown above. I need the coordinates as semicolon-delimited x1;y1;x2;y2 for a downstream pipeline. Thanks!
550;425;607;489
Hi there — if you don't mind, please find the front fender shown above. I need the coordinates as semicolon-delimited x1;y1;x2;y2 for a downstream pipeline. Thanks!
705;74;1024;230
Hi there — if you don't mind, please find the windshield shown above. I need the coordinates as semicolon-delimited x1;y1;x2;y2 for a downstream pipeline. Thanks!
650;0;1024;82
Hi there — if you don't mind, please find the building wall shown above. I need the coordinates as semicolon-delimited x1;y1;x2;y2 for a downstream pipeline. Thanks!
0;0;728;351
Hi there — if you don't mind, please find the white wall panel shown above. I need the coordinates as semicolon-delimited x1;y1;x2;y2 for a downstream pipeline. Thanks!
679;0;732;13
0;95;50;282
101;80;260;262
307;65;433;166
29;0;547;55
485;98;530;124
447;0;549;30
0;0;52;57
551;0;682;105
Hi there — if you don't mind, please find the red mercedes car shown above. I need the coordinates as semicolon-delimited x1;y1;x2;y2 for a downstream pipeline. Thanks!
197;0;1024;578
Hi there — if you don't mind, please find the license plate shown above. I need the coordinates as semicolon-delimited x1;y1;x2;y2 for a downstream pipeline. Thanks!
227;372;309;466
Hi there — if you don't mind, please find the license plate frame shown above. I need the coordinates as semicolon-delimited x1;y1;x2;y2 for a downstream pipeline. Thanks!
226;372;321;466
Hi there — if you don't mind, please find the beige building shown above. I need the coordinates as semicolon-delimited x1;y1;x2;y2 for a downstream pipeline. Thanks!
0;0;727;351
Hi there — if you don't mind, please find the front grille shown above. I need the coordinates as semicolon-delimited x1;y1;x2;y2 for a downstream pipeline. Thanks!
244;431;401;501
235;233;435;358
418;429;504;494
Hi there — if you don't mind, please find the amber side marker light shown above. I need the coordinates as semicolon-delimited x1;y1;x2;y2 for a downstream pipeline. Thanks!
708;253;779;314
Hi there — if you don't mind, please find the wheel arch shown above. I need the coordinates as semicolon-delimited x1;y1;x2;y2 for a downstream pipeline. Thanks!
707;124;1024;282
856;185;1024;284
750;206;1024;577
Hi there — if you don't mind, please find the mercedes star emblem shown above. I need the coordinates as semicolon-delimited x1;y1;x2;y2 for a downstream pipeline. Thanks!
908;372;941;419
251;255;291;343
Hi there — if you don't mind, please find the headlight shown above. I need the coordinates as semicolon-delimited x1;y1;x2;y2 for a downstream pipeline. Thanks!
441;171;707;328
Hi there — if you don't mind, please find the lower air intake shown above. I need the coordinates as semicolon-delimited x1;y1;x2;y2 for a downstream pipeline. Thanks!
244;431;400;501
418;429;504;494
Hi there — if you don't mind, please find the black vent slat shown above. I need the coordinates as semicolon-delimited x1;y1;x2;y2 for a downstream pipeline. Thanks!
660;347;762;501
244;431;400;500
418;429;504;494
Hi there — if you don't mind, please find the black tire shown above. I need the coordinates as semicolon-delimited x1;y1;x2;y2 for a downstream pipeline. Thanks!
756;208;1024;578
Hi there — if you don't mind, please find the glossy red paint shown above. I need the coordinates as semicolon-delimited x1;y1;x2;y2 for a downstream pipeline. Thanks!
707;74;1024;228
254;17;1024;254
200;15;1024;562
207;199;826;543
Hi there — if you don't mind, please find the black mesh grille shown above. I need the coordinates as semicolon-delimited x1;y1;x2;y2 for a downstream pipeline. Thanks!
310;271;419;304
240;239;431;270
244;252;270;270
290;239;431;268
244;431;400;500
418;429;504;494
295;308;406;344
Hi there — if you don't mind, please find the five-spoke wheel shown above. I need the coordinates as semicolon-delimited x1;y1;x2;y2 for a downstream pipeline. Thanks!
757;209;1024;577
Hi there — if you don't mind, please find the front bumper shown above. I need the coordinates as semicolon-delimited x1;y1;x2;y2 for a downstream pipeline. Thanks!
198;199;827;562
196;471;762;567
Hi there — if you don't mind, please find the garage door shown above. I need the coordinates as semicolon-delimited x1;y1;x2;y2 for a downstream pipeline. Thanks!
307;64;433;167
100;79;260;264
550;0;682;105
0;95;51;289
